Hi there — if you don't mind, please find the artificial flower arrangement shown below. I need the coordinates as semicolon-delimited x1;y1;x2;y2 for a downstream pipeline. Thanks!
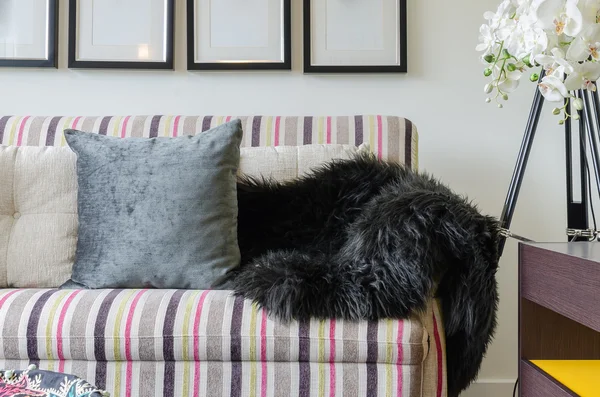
478;0;600;122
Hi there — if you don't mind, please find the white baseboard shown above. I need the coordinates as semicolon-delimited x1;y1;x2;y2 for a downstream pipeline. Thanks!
460;379;517;397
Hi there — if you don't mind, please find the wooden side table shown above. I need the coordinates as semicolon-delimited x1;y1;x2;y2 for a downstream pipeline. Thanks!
519;242;600;396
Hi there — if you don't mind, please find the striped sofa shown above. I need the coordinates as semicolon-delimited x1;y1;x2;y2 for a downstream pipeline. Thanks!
0;116;447;397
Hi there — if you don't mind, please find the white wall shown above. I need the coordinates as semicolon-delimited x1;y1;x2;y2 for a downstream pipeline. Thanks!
0;0;569;395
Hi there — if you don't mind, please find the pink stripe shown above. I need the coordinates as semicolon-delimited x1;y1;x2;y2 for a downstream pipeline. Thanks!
326;116;332;144
57;289;83;370
377;115;383;159
261;309;268;397
120;115;131;138
172;115;181;137
16;116;30;146
125;290;147;360
226;116;232;122
71;116;82;129
0;290;19;308
432;311;443;397
274;116;281;146
125;289;148;397
193;290;211;397
396;320;404;394
329;320;336;397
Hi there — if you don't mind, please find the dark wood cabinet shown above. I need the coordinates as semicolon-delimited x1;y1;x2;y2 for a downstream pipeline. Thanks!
519;242;600;396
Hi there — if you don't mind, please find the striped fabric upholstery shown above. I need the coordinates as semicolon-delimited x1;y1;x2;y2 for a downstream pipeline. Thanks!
0;115;418;168
0;115;446;396
0;361;425;397
0;289;445;397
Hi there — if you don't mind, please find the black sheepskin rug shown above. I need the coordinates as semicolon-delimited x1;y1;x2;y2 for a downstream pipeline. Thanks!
221;153;500;397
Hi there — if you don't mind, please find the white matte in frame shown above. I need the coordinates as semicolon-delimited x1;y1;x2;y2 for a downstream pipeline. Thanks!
0;0;49;60
311;0;400;66
194;0;285;63
75;0;169;62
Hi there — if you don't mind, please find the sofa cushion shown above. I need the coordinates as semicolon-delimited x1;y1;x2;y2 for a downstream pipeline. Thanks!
0;143;362;288
0;146;78;288
0;289;430;365
0;360;433;397
62;121;243;290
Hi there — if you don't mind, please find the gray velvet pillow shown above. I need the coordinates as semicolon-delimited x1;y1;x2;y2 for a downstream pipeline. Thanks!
61;120;243;290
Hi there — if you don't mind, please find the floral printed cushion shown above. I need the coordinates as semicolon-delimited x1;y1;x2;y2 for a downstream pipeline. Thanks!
0;365;107;397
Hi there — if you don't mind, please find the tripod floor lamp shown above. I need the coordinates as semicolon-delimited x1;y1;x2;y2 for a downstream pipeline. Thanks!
498;69;600;257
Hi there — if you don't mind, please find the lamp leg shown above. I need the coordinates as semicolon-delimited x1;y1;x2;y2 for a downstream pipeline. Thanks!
584;87;600;201
565;91;589;241
498;79;546;256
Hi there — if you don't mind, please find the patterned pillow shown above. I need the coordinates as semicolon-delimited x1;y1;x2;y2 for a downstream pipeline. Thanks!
0;365;107;397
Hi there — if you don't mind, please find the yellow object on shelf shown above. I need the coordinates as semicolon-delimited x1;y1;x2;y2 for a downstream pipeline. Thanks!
531;360;600;396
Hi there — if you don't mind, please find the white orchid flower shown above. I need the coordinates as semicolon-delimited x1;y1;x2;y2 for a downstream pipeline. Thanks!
500;70;524;92
477;24;497;53
478;0;600;115
564;61;600;91
566;23;600;61
535;47;574;76
535;0;583;37
538;74;570;101
523;27;549;59
507;16;549;59
492;64;524;93
484;0;514;28
579;0;600;24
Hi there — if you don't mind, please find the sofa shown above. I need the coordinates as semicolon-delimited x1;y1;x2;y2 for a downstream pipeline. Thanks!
0;115;447;397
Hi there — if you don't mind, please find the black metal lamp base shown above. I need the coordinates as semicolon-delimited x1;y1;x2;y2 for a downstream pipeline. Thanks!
498;71;600;257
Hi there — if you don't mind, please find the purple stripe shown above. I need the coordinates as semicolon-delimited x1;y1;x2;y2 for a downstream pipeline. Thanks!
230;296;245;397
201;116;213;132
93;289;122;388
163;290;186;397
366;321;378;396
298;320;310;397
163;290;185;360
98;116;112;136
404;119;413;169
149;115;162;138
303;116;313;145
26;290;56;365
354;115;363;147
0;115;12;143
44;116;63;146
251;116;262;147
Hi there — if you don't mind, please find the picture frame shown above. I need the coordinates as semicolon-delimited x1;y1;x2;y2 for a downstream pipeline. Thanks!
187;0;291;71
0;0;58;68
303;0;407;73
68;0;174;69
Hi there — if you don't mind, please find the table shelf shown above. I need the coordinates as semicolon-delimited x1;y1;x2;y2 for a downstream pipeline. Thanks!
519;242;600;396
530;360;600;397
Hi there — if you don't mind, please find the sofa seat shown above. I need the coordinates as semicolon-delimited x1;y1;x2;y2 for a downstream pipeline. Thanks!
0;288;446;396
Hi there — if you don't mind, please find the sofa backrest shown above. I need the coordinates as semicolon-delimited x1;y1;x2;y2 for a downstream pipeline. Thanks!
0;115;418;167
0;115;418;288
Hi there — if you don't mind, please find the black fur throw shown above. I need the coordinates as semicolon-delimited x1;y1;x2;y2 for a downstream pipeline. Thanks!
221;153;500;397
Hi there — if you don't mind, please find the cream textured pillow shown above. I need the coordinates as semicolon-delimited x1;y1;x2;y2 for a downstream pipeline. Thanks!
0;143;365;288
0;146;78;288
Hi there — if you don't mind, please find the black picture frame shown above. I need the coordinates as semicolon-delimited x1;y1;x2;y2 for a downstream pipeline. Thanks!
0;0;58;68
303;0;407;73
187;0;291;71
68;0;174;70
